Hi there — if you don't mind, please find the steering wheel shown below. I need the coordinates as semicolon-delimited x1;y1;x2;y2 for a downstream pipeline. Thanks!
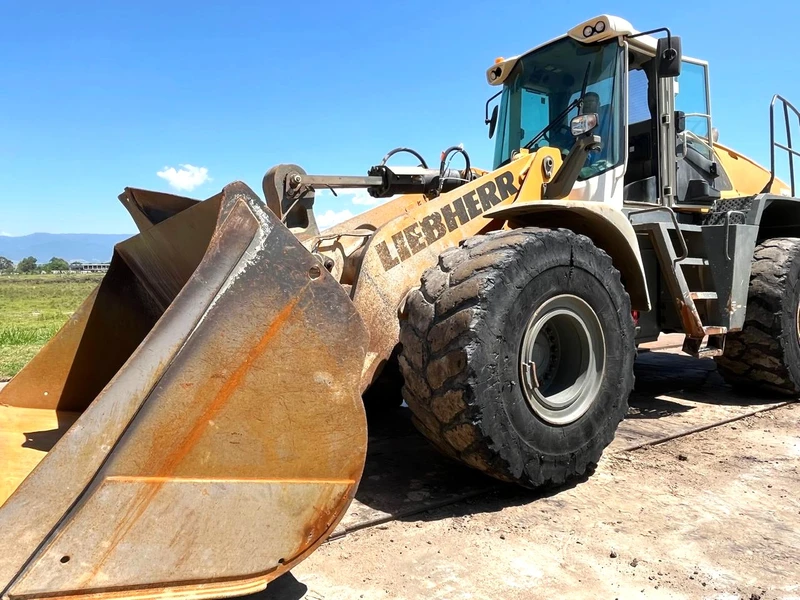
546;124;573;142
530;123;572;149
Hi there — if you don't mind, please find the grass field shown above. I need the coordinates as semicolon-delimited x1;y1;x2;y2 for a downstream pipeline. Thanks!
0;274;104;380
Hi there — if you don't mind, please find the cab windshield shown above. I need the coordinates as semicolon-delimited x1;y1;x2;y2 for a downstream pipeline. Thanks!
493;36;624;179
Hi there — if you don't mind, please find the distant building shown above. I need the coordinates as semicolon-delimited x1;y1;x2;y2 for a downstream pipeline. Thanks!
70;262;110;273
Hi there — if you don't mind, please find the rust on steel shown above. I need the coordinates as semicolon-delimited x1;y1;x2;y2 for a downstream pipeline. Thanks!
1;152;546;600
2;196;223;414
0;182;368;600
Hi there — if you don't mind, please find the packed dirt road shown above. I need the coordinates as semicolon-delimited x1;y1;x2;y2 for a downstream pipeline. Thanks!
262;342;800;600
1;341;797;599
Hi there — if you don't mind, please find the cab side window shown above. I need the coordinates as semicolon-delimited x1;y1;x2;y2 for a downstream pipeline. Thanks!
520;90;550;148
628;68;651;125
675;61;713;159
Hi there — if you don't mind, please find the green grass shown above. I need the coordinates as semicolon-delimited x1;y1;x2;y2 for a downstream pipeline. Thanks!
0;274;104;380
0;325;62;345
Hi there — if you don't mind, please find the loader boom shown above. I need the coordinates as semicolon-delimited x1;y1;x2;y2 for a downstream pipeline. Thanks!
296;149;560;387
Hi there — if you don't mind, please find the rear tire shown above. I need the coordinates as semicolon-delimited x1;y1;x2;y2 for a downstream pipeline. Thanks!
398;228;636;489
715;237;800;395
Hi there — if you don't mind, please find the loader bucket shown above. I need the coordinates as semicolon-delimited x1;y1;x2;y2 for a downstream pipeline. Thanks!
0;182;369;600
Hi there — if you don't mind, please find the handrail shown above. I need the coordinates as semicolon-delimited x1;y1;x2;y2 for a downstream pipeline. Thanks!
681;114;714;159
684;130;714;154
628;206;689;263
762;94;800;196
723;210;746;261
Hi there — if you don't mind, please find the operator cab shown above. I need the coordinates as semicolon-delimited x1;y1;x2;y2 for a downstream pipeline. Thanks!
486;15;728;210
489;35;626;205
624;39;727;207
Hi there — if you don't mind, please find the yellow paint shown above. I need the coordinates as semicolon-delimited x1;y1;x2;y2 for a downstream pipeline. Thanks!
0;405;80;506
352;152;538;388
715;142;791;197
105;476;356;484
514;147;563;200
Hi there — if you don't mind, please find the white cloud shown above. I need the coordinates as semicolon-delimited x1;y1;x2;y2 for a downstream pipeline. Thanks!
316;209;354;229
156;164;211;192
312;187;397;231
348;189;383;206
316;188;390;207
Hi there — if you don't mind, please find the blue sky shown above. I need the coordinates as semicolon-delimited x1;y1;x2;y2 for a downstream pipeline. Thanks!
2;0;799;235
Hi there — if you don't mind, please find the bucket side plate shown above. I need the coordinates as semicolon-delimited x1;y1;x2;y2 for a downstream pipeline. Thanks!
1;183;368;600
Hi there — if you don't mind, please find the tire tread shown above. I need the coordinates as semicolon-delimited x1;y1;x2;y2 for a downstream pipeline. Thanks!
715;237;800;395
399;227;635;488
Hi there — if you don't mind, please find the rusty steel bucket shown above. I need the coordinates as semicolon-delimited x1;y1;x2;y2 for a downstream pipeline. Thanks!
0;182;369;600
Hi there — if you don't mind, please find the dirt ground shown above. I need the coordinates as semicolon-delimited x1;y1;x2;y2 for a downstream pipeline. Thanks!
2;340;798;599
265;391;799;599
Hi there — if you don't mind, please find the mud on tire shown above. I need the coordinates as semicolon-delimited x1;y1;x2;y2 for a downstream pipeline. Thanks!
715;237;800;395
397;228;636;489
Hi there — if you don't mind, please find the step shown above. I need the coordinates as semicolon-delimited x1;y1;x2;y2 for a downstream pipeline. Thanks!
694;345;724;359
682;331;726;358
678;257;709;266
703;326;727;336
673;205;715;214
632;221;703;234
690;291;718;300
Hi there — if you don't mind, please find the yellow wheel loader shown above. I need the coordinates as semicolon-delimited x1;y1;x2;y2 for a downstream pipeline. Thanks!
2;14;799;600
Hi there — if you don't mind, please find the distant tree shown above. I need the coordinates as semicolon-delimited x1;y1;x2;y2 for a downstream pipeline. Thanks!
0;256;12;272
16;256;38;273
45;257;70;272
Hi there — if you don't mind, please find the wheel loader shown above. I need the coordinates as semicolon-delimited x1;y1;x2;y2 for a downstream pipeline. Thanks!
2;13;799;600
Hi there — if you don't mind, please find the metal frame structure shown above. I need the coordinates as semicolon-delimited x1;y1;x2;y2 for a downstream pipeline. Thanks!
762;94;800;196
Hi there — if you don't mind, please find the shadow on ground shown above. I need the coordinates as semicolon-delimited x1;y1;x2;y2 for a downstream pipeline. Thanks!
351;350;786;525
258;573;308;600
631;350;783;406
260;350;789;599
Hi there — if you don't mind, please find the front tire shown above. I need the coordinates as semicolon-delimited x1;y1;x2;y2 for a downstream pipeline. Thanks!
398;228;636;489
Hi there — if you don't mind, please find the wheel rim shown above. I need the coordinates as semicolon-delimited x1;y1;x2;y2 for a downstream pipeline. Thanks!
796;299;800;343
518;294;606;425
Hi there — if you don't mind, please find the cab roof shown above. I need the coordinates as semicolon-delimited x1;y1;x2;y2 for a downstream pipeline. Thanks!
486;15;668;86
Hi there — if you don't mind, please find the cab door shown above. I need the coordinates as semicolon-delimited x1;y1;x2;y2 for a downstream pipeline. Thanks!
673;58;729;204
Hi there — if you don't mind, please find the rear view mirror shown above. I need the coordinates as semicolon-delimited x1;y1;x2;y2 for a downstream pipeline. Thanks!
570;113;598;136
675;110;686;134
485;90;502;139
487;105;499;139
657;35;682;78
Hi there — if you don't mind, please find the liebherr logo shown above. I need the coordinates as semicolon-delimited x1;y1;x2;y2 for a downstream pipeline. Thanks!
375;171;519;271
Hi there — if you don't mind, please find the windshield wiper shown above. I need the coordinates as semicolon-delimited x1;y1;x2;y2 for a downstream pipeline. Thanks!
523;97;581;150
524;61;592;151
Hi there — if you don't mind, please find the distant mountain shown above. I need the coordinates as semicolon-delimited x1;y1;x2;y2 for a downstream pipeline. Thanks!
0;233;132;263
